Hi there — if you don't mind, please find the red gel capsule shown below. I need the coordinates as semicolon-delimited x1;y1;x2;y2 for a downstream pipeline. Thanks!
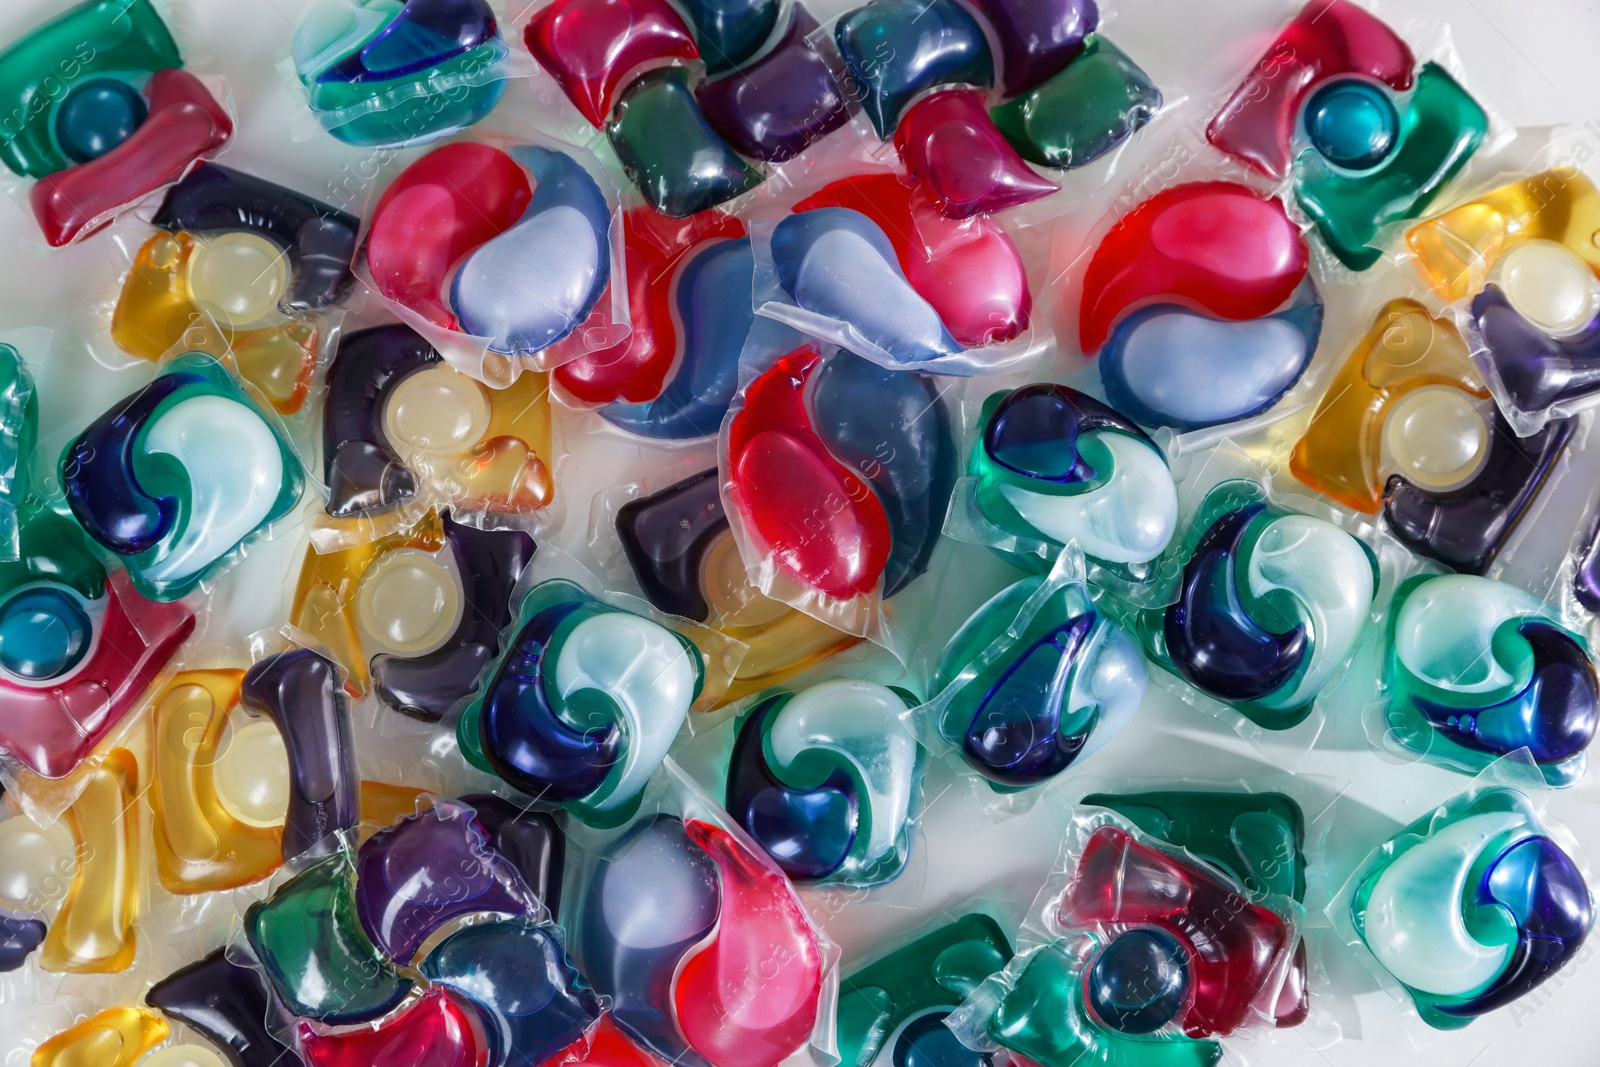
365;143;533;329
894;90;1058;220
32;68;233;247
1206;0;1414;179
524;0;699;128
1078;181;1308;353
1059;826;1291;1038
299;987;488;1067
553;208;744;404
726;346;892;600
676;820;823;1067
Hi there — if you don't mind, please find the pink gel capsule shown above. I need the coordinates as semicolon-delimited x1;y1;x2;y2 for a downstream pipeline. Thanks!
894;89;1058;219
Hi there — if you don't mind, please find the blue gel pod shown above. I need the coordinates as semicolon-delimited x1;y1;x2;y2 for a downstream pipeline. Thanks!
725;679;920;886
1150;482;1379;730
294;0;510;148
934;575;1146;791
809;351;956;596
420;920;601;1067
834;0;993;138
1165;504;1310;704
62;371;198;556
449;146;612;357
1384;574;1599;786
1099;298;1323;431
971;385;1178;573
696;6;848;162
55;78;148;164
1087;928;1189;1035
674;0;783;75
458;579;704;826
1351;787;1594;1029
601;238;756;440
770;209;960;366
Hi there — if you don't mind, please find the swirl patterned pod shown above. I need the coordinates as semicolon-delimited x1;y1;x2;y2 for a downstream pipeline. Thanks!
61;352;305;602
969;384;1177;572
1382;574;1599;786
576;814;823;1067
933;573;1146;790
292;0;511;148
726;678;921;886
1138;479;1378;730
1350;787;1593;1029
0;0;233;245
365;142;613;359
725;346;956;608
1081;182;1322;430
457;579;705;826
1205;0;1486;270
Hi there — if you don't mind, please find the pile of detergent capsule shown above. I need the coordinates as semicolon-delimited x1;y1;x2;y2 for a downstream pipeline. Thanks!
5;0;1600;1064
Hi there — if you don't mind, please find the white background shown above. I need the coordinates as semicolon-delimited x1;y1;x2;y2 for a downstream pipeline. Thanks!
4;0;1600;1064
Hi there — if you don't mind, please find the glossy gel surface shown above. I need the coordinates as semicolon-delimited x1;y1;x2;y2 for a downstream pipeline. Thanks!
990;37;1160;171
1350;787;1593;1028
39;748;141;974
1291;299;1489;514
1139;480;1378;729
61;352;304;601
607;68;762;218
524;0;698;127
293;0;510;147
833;0;993;138
458;579;703;826
894;90;1058;219
1383;575;1598;786
147;948;303;1067
971;384;1177;571
727;678;920;885
1078;181;1309;354
934;574;1146;789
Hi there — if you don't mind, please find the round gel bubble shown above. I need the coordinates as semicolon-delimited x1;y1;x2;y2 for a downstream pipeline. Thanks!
141;1046;228;1067
0;586;92;681
1304;78;1398;171
357;548;462;656
1087;928;1190;1035
215;720;291;828
383;364;491;454
189;232;290;328
0;814;75;912
1383;386;1489;491
1499;239;1600;337
55;77;148;164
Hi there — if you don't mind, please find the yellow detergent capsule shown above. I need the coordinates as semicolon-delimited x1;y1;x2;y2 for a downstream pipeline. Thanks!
31;1007;168;1067
356;548;463;657
1290;299;1490;513
1406;168;1600;301
40;748;141;973
110;231;318;414
150;670;286;893
1497;239;1600;337
700;530;859;705
383;366;555;509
